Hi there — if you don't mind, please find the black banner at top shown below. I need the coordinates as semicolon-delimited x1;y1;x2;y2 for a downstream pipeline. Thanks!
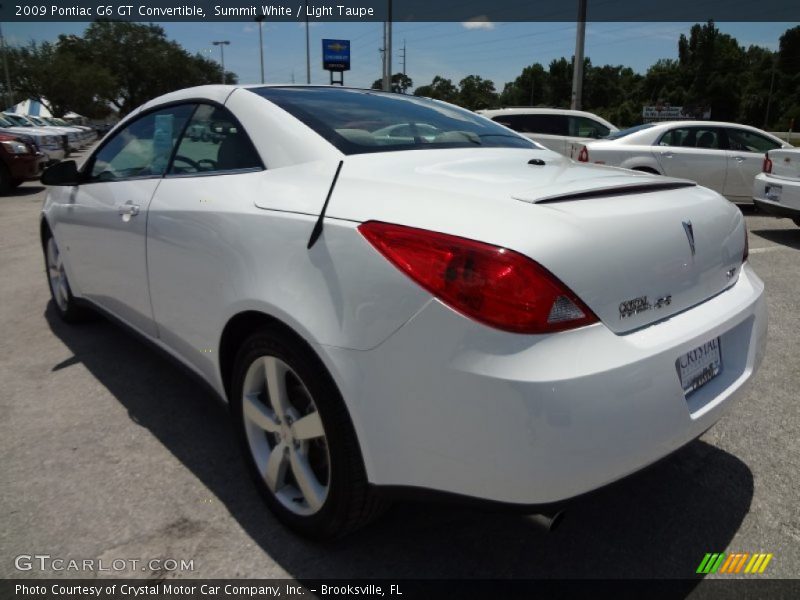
3;0;800;22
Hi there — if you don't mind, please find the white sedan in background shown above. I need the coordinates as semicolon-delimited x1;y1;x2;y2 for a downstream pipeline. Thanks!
572;121;792;203
754;148;800;227
41;85;765;539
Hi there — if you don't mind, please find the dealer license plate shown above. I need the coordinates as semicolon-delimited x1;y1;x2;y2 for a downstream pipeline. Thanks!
765;184;782;202
676;337;722;396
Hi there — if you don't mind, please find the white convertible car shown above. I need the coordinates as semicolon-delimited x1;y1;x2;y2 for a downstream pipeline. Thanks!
572;121;792;203
41;86;766;538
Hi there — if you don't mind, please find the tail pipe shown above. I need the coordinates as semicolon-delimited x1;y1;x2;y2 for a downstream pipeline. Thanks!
530;509;565;532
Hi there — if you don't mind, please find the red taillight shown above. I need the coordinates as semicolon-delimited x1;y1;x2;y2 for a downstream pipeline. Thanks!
577;146;589;162
358;221;599;334
762;154;772;174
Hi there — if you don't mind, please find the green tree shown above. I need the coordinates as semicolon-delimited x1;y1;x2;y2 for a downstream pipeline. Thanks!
370;72;413;94
60;21;235;116
499;63;547;107
457;75;498;110
413;75;459;103
4;41;115;117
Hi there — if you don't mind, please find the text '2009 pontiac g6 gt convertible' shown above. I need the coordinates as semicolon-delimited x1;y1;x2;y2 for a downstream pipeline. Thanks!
40;85;766;539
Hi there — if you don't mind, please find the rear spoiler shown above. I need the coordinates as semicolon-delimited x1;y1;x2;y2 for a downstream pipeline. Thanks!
519;180;697;205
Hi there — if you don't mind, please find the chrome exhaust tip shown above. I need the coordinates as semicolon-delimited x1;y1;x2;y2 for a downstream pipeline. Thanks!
529;509;565;532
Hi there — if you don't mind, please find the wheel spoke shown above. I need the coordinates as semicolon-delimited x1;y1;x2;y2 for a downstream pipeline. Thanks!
263;356;290;420
58;280;69;303
291;411;325;441
243;393;280;432
290;449;326;511
264;442;289;492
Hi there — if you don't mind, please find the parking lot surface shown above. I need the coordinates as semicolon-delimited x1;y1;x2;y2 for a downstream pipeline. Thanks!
1;160;798;583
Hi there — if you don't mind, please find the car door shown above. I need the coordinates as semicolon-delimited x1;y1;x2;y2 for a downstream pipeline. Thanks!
56;104;195;337
146;103;264;380
722;127;784;201
653;126;727;192
491;114;568;154
567;115;611;147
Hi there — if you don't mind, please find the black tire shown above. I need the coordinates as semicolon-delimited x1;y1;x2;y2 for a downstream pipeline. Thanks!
231;327;386;539
43;230;93;323
0;163;11;194
794;218;800;228
11;178;24;189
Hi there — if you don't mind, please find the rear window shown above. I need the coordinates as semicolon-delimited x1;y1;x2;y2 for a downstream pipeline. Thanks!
491;113;568;136
250;87;536;155
604;123;655;140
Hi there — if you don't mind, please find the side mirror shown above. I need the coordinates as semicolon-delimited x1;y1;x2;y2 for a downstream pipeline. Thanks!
41;160;80;186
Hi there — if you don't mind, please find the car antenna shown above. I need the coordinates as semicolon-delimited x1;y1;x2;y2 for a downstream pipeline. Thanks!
307;160;344;249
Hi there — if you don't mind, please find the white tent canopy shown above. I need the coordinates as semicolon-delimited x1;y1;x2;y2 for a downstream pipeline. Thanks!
8;98;85;120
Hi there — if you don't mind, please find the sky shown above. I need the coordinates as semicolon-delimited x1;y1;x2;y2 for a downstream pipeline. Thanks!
3;21;795;92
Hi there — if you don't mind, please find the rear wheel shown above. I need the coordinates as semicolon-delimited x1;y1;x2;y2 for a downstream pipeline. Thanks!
44;232;91;322
0;163;11;194
793;218;800;228
231;328;385;539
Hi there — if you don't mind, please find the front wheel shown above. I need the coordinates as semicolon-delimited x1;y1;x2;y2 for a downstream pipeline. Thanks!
44;232;91;322
231;328;385;539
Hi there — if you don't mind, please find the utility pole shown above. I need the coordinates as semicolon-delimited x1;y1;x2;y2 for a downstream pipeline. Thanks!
0;19;13;109
255;15;265;84
212;41;230;84
381;23;388;91
305;12;311;84
386;0;393;92
764;62;776;129
570;0;586;110
400;39;406;75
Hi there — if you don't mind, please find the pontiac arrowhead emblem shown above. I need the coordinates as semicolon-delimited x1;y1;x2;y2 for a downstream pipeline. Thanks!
683;220;695;256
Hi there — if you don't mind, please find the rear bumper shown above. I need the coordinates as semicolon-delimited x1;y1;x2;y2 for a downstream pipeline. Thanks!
321;264;766;505
753;173;800;218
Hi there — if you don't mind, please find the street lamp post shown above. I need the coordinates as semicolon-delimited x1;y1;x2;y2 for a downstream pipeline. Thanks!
212;40;230;84
255;16;265;84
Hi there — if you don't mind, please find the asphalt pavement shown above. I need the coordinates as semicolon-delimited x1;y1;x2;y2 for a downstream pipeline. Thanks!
1;161;798;586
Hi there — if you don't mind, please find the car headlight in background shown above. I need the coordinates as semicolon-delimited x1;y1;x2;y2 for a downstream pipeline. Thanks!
1;140;31;154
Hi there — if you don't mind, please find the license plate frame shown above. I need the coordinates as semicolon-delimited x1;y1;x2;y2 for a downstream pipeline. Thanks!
765;184;782;202
676;337;722;396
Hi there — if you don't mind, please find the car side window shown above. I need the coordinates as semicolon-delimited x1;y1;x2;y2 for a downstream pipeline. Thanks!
658;127;722;150
568;116;610;139
169;104;263;175
725;128;781;153
492;114;568;136
88;105;194;182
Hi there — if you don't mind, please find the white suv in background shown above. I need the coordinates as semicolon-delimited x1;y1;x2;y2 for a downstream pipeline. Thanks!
477;108;618;156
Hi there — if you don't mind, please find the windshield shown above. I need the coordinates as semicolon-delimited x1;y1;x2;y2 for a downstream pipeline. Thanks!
604;123;655;140
4;114;33;127
250;87;537;155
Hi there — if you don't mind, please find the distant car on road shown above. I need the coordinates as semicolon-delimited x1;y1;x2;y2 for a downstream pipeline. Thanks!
477;107;618;156
572;121;792;203
753;148;800;227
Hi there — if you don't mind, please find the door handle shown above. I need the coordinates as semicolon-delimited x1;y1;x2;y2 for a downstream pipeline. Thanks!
118;201;140;217
661;151;674;158
733;156;746;162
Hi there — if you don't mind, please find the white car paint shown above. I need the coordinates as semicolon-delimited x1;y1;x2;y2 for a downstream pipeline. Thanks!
41;85;766;513
478;107;618;156
753;148;800;226
574;121;791;203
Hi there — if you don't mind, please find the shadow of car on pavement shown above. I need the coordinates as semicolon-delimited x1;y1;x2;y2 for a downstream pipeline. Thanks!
45;303;753;583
